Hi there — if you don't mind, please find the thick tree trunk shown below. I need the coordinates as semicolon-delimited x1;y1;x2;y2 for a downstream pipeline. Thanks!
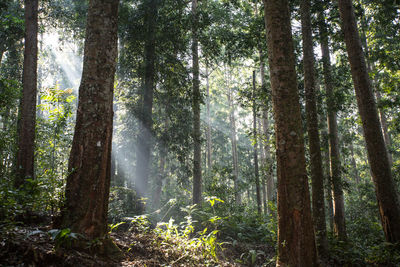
15;0;38;187
319;15;347;241
227;71;240;204
205;65;212;173
136;0;158;199
357;4;393;167
263;1;318;265
192;0;202;206
61;0;119;240
252;71;262;215
300;0;328;258
338;0;400;243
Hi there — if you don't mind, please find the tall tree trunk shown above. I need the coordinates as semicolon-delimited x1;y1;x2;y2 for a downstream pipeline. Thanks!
357;3;393;167
153;113;169;209
136;0;158;199
252;71;262;215
300;0;328;258
324;147;334;232
258;117;267;214
338;0;400;243
227;70;240;204
205;65;212;173
192;0;202;206
263;1;318;265
260;49;274;214
15;0;38;187
319;15;347;241
61;0;119;240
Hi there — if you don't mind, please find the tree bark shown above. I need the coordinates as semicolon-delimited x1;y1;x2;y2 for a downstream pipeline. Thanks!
357;3;393;167
192;0;202;206
61;0;119;240
15;0;38;187
318;14;347;241
136;0;158;199
300;0;328;258
263;0;318;265
252;71;262;215
338;0;400;243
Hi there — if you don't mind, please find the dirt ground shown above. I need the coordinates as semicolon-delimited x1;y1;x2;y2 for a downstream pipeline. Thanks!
0;224;275;266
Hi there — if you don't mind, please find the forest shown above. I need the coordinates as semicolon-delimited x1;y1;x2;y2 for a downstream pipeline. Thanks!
0;0;400;266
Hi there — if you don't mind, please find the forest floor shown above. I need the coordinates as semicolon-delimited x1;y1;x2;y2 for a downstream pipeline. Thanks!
0;222;275;266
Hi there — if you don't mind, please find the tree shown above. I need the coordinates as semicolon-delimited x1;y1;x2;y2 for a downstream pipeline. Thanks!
252;70;262;215
300;0;328;257
318;11;347;241
192;0;202;206
135;0;158;201
60;0;119;240
338;0;400;243
15;0;38;187
227;68;240;204
263;0;318;265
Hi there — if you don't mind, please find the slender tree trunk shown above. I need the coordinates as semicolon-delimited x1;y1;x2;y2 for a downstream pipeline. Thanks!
324;147;334;232
260;49;274;214
15;0;38;187
0;48;4;67
338;0;400;243
205;65;212;173
227;68;241;204
192;0;202;206
349;143;360;184
300;0;328;258
375;90;392;165
263;1;318;265
252;71;262;215
136;0;158;199
61;0;119;240
318;15;347;241
153;112;169;209
258;118;268;214
153;141;166;209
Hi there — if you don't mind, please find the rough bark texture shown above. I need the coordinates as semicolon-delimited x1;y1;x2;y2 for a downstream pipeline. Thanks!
338;0;400;243
192;0;202;206
136;0;158;199
263;1;318;265
252;71;262;215
319;15;347;241
15;0;38;187
300;0;328;258
227;71;240;204
61;0;119;240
